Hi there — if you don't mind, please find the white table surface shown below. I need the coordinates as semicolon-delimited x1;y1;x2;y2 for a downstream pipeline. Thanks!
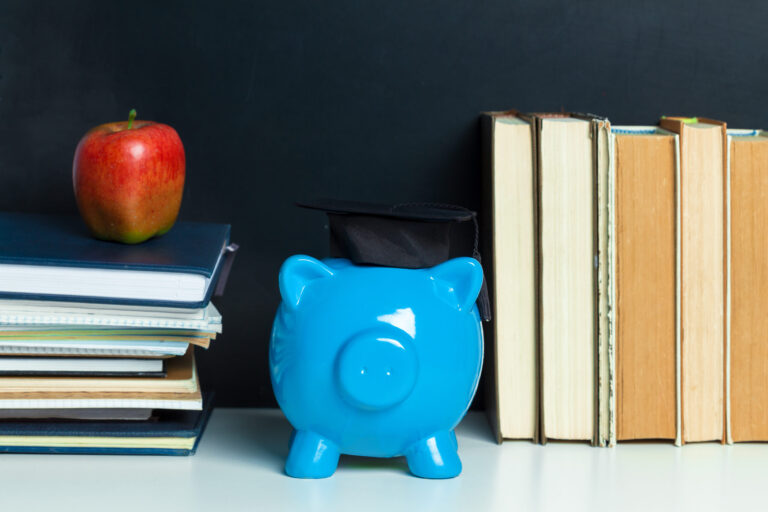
0;408;765;511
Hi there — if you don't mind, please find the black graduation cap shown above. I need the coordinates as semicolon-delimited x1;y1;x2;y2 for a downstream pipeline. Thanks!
297;198;491;321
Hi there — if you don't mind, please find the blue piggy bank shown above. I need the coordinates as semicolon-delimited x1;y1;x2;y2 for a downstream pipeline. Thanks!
269;255;484;479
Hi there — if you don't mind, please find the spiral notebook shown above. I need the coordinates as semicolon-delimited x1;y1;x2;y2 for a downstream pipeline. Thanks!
0;300;222;332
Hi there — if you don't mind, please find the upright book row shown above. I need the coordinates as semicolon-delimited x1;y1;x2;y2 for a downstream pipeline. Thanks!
482;111;765;446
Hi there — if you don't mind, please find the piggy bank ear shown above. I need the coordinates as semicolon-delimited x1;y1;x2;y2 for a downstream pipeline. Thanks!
429;257;484;314
279;255;334;310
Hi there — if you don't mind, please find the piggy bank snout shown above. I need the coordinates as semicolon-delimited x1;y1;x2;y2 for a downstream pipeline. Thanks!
336;329;418;411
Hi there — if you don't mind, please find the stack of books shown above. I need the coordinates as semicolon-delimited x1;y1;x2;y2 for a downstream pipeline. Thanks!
482;111;768;447
0;212;233;454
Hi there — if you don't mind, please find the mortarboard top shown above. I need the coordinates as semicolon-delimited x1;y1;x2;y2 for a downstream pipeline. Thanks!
297;198;491;321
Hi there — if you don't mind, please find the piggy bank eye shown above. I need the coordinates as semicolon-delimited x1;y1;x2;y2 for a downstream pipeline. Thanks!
279;255;334;310
429;257;484;314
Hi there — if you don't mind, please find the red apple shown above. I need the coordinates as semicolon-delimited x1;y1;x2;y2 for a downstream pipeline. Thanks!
72;109;185;244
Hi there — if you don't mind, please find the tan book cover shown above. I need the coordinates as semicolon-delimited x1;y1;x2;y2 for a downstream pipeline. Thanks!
0;334;212;349
0;389;201;401
0;388;203;412
659;116;727;444
480;110;539;442
0;349;197;394
728;130;768;442
612;127;678;441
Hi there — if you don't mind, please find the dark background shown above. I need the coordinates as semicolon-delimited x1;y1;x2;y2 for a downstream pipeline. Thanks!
0;0;764;406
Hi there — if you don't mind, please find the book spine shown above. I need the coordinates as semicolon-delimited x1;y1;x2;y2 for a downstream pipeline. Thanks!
534;115;545;445
674;132;683;447
720;123;729;446
0;398;202;410
0;446;194;456
725;135;733;445
605;124;616;447
480;113;502;444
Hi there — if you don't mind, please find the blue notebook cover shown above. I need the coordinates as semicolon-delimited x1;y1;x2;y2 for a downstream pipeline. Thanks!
0;392;215;456
0;212;231;308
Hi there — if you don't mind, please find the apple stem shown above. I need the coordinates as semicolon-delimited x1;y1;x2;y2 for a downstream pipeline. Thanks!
127;109;137;129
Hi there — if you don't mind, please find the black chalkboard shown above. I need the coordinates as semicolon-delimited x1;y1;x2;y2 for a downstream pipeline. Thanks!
0;0;764;406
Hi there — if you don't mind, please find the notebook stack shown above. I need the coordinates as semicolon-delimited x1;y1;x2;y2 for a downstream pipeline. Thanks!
0;212;234;455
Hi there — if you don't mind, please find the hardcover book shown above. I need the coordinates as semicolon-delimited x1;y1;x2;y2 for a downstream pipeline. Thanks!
0;212;232;308
611;126;679;443
0;356;165;376
0;393;214;455
481;110;538;442
0;349;197;394
727;129;768;443
533;112;611;446
659;117;727;444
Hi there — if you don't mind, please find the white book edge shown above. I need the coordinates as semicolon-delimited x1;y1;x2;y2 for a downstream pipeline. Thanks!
726;128;760;137
0;357;163;373
0;303;222;331
0;398;202;410
674;132;683;447
0;347;181;357
0;265;208;302
0;241;226;304
491;114;538;441
606;124;617;447
0;318;221;333
725;134;733;445
596;119;612;447
611;125;668;135
0;339;189;355
0;299;209;319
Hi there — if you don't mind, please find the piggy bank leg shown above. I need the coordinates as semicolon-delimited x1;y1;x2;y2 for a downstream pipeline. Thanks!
405;430;462;479
284;429;340;478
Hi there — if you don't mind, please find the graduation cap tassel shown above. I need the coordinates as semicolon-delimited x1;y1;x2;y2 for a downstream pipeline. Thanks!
393;202;492;322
